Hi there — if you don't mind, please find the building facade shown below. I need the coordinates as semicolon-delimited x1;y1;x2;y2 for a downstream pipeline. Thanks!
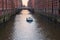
34;0;59;15
0;0;22;9
28;0;35;8
0;0;22;16
59;0;60;14
14;0;22;8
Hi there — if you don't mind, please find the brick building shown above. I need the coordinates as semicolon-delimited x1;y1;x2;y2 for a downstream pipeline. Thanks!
28;0;35;8
28;0;60;15
34;0;44;12
59;0;60;14
0;0;2;10
28;0;60;22
0;0;22;15
0;0;22;9
14;0;22;8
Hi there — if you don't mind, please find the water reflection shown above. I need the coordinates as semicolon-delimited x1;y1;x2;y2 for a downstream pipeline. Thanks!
0;10;60;40
12;10;45;40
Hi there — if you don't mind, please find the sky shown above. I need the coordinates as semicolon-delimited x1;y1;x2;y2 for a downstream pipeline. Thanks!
22;0;29;6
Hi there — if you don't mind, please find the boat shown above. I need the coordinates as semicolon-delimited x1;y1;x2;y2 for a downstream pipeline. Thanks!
26;17;33;22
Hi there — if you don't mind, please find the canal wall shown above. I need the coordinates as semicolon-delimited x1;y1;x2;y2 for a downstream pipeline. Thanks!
34;9;60;23
0;0;22;24
0;8;22;24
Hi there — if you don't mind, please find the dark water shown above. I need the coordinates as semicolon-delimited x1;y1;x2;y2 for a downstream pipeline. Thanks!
0;10;60;40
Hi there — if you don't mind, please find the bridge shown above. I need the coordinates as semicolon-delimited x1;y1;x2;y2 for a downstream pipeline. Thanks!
20;7;32;9
19;7;34;13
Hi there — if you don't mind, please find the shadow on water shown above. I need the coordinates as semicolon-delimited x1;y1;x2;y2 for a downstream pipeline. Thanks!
34;14;60;40
0;15;15;40
0;16;15;28
0;10;60;40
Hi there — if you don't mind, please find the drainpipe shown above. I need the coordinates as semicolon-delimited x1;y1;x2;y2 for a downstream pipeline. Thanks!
2;0;4;11
52;0;53;15
59;0;60;15
6;0;7;11
5;0;7;16
11;0;15;15
2;0;5;22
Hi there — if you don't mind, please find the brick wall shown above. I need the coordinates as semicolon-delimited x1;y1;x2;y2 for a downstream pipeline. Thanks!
0;0;22;16
34;0;59;15
28;0;35;8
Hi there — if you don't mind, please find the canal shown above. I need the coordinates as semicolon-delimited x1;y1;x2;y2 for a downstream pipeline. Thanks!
0;10;60;40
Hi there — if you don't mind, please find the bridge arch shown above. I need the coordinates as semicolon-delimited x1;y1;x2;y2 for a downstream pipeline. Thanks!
19;7;34;13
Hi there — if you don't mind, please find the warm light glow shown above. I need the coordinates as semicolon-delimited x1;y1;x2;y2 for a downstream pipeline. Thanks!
21;10;30;14
22;0;29;6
